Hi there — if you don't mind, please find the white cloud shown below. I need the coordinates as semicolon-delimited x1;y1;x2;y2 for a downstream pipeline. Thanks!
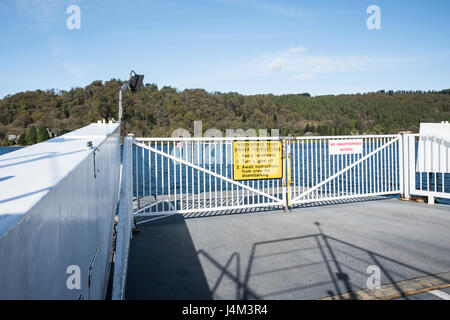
268;46;307;71
268;57;283;71
265;46;372;79
307;56;368;73
62;63;85;79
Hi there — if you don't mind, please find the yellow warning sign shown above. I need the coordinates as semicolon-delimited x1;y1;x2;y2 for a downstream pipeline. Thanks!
233;140;283;181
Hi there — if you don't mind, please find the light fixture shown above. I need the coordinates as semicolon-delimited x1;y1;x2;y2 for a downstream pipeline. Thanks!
129;71;144;93
118;70;145;122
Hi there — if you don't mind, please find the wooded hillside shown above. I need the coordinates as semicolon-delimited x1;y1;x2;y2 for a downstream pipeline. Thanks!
1;79;449;145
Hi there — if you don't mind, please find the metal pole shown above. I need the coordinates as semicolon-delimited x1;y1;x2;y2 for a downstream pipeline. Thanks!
118;82;130;123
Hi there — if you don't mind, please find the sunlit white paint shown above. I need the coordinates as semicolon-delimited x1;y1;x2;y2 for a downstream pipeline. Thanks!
0;123;120;299
429;290;450;300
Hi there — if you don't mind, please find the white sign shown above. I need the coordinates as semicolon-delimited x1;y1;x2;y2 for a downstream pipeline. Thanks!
416;122;450;173
329;139;363;155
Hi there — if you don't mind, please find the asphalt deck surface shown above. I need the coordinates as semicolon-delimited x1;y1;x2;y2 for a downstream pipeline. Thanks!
125;198;450;300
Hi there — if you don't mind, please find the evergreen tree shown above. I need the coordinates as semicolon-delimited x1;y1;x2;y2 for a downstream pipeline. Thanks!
26;127;37;145
37;127;50;143
17;133;27;145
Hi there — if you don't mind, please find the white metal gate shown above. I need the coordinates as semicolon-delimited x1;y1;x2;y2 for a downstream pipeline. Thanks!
129;134;409;215
402;133;450;204
287;135;401;207
132;137;285;216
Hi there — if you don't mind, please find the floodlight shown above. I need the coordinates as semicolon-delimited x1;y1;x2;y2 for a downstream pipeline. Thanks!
118;70;145;122
128;70;144;93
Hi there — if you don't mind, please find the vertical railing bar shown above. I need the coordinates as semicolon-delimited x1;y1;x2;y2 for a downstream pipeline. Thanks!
352;151;356;195
378;138;381;193
359;153;362;195
213;141;216;209
327;139;330;198
333;153;336;197
362;139;365;194
203;141;206;209
374;138;377;194
192;140;195;210
426;141;430;192
388;139;393;192
136;143;140;212
230;142;234;206
155;141;159;211
317;139;319;199
372;138;375;194
141;143;145;213
197;140;200;209
383;137;386;193
160;141;164;212
319;139;322;199
364;139;368;194
297;140;300;198
220;141;223;207
344;151;348;196
148;142;152;213
167;141;171;212
387;137;390;193
307;139;310;200
379;138;383;193
173;142;177;211
178;141;184;210
225;141;228;206
209;140;212;209
302;140;305;198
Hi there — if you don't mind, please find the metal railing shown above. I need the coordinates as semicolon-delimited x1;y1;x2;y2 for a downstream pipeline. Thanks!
128;134;409;215
112;136;134;300
132;137;285;216
403;134;450;203
288;135;401;206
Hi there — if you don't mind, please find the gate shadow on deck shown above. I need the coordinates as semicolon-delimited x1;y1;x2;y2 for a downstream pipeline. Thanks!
125;211;448;300
196;222;447;300
181;195;391;219
125;215;213;300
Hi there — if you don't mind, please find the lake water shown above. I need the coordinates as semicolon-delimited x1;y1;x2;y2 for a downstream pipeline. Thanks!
0;146;23;156
1;146;447;204
132;142;450;204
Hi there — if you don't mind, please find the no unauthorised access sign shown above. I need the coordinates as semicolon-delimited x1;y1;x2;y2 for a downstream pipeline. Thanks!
233;141;283;181
329;139;363;155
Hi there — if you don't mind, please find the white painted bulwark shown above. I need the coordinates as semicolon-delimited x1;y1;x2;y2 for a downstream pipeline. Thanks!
416;122;450;173
0;123;121;299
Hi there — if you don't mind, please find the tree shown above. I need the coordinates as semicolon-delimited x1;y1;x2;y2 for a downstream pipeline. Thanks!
17;133;27;145
37;126;50;143
26;127;37;145
0;80;449;138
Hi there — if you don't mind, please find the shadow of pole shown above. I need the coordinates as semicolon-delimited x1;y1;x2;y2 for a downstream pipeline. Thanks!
315;221;356;300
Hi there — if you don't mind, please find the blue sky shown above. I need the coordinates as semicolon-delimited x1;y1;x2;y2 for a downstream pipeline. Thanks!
0;0;449;98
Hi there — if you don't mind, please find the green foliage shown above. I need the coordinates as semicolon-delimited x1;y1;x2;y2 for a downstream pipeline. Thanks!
26;126;37;145
17;133;27;145
0;81;449;138
37;126;50;143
